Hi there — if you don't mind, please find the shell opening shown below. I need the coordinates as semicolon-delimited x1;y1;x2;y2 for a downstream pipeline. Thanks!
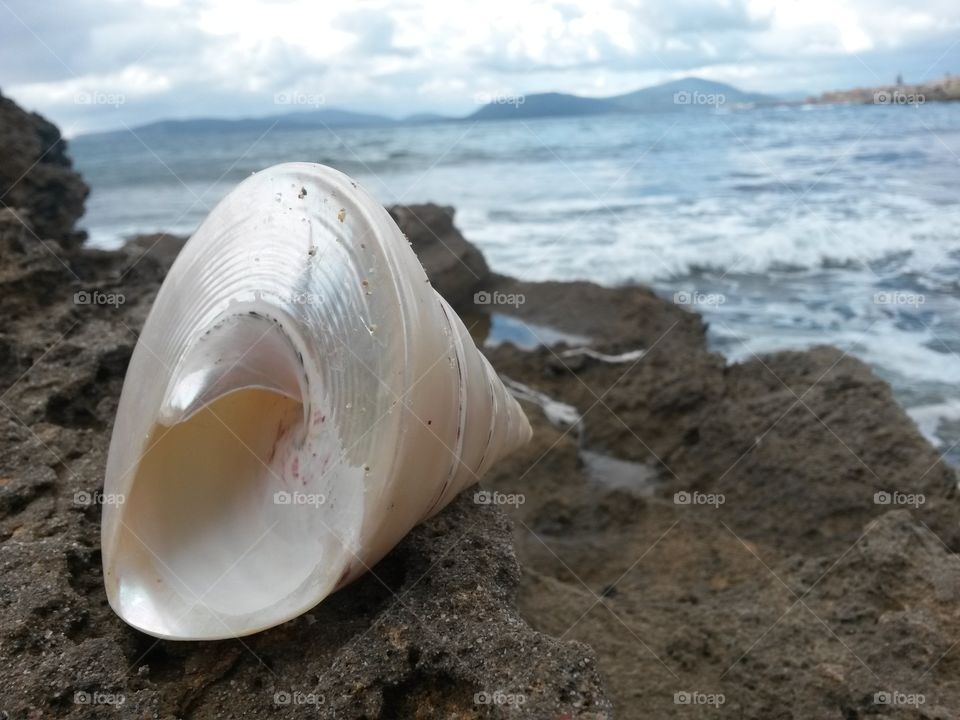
109;315;364;639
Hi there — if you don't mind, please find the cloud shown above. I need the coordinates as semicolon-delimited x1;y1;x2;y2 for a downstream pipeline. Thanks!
1;0;959;134
334;10;415;57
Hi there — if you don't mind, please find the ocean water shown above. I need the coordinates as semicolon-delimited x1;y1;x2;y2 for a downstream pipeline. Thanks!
70;104;960;464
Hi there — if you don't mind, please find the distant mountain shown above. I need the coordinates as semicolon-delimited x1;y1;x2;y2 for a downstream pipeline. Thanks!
465;78;772;122
82;108;395;139
270;108;394;128
609;77;772;112
467;92;616;121
77;77;773;139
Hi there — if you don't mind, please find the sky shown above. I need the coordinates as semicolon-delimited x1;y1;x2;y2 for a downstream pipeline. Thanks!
2;0;959;135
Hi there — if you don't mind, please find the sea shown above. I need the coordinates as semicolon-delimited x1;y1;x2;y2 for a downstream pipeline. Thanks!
70;103;960;465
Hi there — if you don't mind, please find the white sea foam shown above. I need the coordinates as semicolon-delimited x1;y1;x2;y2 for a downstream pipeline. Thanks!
907;400;960;448
468;192;959;285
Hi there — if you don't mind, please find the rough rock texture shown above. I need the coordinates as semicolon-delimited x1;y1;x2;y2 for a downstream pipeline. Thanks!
0;200;610;717
388;204;489;308
474;276;960;719
0;91;89;248
6;211;955;719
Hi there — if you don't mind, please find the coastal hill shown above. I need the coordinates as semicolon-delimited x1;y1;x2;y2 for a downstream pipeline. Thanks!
608;76;770;110
122;107;394;136
467;91;619;120
469;77;770;120
78;76;772;138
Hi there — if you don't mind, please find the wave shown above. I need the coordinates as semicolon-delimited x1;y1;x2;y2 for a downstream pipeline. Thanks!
908;399;960;449
466;195;960;285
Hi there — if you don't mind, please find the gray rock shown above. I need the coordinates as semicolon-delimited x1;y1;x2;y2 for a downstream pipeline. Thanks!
479;277;960;719
388;204;489;308
0;90;89;248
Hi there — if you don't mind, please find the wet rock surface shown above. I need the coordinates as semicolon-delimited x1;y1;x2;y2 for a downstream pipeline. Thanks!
476;277;960;718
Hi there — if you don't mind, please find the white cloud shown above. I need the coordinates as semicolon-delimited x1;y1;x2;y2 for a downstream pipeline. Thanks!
1;0;959;133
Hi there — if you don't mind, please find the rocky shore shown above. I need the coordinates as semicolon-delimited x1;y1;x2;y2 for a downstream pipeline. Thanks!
3;94;960;719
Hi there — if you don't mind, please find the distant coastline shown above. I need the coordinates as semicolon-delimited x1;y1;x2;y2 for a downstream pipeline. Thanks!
74;77;771;140
808;73;960;106
74;71;960;142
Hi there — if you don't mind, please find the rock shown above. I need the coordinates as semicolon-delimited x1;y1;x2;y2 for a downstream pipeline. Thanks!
122;232;187;272
0;207;30;254
478;278;960;719
388;204;489;308
0;90;89;248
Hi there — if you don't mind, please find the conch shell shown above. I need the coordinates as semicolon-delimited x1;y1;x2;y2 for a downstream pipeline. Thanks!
101;163;531;640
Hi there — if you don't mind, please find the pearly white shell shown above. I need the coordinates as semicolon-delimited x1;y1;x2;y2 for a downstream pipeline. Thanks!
101;163;531;640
